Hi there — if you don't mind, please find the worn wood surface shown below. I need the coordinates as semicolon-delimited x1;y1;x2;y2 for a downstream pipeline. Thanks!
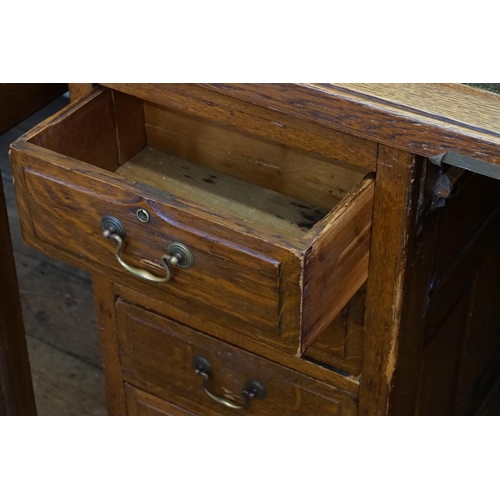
116;146;333;243
8;83;500;416
113;281;360;395
196;83;500;167
301;175;374;351
68;84;94;102
144;101;366;208
26;335;105;416
360;146;500;415
304;284;366;377
11;87;371;355
92;275;127;415
337;83;500;137
30;88;119;170
113;91;146;164
125;384;195;416
102;84;378;172
0;83;67;135
359;146;421;415
117;300;358;416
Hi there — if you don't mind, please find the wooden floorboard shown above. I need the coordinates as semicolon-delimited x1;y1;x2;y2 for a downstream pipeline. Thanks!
0;95;106;416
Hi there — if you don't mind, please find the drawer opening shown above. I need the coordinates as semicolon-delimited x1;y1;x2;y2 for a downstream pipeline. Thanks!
27;87;370;246
13;85;375;356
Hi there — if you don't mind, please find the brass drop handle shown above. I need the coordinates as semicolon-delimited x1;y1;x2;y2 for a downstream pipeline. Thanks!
100;215;194;283
192;356;267;410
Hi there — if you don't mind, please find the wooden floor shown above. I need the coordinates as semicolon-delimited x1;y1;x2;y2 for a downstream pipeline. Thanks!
0;97;106;416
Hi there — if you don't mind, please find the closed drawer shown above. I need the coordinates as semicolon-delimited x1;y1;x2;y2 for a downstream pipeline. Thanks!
125;384;195;416
10;86;374;353
117;300;358;416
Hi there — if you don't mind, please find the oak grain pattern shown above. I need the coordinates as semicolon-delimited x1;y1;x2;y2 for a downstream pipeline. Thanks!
116;146;333;243
304;285;366;376
336;83;500;137
200;83;500;167
112;91;146;164
144;101;365;208
18;154;290;349
380;158;441;415
302;175;374;352
113;282;360;396
0;174;36;416
102;83;378;172
358;146;420;416
68;84;94;102
29;87;119;171
92;275;126;415
10;88;372;355
117;300;358;416
0;83;67;135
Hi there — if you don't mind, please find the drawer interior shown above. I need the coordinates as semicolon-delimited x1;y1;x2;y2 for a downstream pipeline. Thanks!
28;88;369;245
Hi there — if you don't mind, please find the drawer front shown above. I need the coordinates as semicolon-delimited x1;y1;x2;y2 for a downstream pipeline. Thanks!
117;300;358;416
125;384;196;416
17;159;292;349
11;86;374;353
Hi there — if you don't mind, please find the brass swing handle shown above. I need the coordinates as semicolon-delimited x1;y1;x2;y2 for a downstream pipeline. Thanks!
192;356;267;411
101;215;194;283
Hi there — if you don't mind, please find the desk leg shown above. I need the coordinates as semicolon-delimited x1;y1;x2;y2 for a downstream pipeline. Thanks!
0;174;36;415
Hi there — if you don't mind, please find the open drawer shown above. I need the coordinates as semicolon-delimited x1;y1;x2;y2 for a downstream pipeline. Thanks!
10;86;374;354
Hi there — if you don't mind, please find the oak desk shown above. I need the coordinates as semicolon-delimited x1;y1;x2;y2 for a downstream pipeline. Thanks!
10;83;500;415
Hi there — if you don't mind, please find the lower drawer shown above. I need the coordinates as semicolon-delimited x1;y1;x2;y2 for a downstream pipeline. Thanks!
117;300;358;416
125;384;195;416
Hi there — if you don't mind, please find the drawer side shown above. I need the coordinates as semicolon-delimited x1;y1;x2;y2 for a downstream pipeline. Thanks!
301;176;375;352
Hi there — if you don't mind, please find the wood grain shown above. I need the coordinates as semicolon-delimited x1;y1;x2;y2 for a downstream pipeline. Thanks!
10;87;372;355
18;154;290;349
29;87;119;171
336;83;500;137
116;146;332;243
112;91;146;164
144;101;365;208
358;146;420;415
125;384;195;416
117;300;358;416
199;83;500;167
304;284;366;376
68;84;94;102
301;175;374;352
92;274;126;415
102;83;378;172
113;282;360;395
